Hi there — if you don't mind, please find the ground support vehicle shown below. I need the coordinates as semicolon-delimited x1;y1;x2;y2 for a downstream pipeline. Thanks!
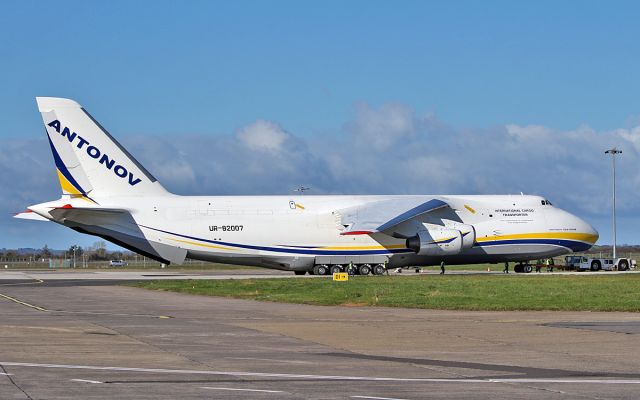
564;255;582;270
576;257;636;271
533;258;555;272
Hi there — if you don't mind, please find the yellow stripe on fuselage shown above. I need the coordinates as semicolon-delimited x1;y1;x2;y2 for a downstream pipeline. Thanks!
476;232;598;244
319;244;406;250
169;238;235;251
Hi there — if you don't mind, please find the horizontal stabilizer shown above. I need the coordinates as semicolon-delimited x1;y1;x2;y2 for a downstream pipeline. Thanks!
47;205;129;225
14;210;49;221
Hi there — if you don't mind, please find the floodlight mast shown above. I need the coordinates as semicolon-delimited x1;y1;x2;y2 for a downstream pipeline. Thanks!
605;148;622;259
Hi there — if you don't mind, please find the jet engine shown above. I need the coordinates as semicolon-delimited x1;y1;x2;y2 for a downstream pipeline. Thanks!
456;223;476;250
406;228;464;256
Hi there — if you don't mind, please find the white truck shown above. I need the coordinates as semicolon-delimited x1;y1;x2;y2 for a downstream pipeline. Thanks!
576;257;636;272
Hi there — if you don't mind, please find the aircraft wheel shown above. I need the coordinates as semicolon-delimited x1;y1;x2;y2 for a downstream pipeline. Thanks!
524;265;532;273
358;264;371;275
591;261;601;271
313;264;328;275
330;265;343;274
373;264;386;276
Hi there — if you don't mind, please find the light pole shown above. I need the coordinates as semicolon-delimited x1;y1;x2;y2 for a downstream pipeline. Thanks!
605;148;622;259
71;245;77;269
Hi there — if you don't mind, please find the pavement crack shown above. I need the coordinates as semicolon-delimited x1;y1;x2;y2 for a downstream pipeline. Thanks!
0;363;33;400
513;383;606;400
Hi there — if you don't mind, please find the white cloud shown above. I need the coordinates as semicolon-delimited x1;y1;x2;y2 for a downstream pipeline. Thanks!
346;102;416;150
236;119;288;152
506;124;552;140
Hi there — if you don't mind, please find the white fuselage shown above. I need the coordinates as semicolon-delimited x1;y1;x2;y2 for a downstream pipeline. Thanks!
45;193;597;271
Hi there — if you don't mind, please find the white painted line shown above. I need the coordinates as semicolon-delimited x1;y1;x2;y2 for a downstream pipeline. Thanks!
71;378;103;384
352;396;410;400
225;357;313;364
201;386;284;393
3;362;640;385
0;372;14;376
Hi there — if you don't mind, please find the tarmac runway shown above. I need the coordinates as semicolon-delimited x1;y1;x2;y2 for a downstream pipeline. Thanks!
1;271;640;399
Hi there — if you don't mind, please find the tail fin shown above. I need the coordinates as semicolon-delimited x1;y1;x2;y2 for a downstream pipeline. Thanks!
37;97;167;200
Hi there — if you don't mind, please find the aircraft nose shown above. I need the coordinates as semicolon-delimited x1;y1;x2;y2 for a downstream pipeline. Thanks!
584;220;599;242
575;214;599;245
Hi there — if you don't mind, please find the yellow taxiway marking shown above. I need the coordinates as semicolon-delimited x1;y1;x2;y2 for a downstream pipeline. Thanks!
0;291;172;319
0;293;48;312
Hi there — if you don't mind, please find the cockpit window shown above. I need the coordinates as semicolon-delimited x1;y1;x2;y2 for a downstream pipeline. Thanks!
541;199;553;206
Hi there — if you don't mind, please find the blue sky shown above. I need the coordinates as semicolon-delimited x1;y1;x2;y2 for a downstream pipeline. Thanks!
2;1;640;249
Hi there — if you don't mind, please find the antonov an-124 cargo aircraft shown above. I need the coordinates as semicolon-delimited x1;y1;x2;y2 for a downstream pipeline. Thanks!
16;97;599;275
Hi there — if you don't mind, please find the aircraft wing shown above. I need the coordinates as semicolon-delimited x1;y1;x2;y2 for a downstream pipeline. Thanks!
340;198;450;236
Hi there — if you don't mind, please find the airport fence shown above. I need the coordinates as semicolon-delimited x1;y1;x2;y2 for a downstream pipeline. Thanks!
0;257;259;270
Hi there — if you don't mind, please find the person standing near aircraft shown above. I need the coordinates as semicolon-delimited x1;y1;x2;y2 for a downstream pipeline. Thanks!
440;261;445;274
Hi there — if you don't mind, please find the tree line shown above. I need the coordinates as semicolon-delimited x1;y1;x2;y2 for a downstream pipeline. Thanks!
0;241;135;262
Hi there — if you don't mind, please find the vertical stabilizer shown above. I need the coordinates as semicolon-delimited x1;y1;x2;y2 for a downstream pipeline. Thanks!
36;97;167;199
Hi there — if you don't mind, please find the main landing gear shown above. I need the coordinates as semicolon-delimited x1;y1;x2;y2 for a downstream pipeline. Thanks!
513;262;533;273
302;263;388;276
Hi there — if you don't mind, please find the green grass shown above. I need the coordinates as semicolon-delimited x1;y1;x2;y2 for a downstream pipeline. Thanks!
134;274;640;312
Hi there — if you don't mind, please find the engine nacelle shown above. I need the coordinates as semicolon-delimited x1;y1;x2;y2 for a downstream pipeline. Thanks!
406;228;463;256
457;224;476;249
441;221;476;250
